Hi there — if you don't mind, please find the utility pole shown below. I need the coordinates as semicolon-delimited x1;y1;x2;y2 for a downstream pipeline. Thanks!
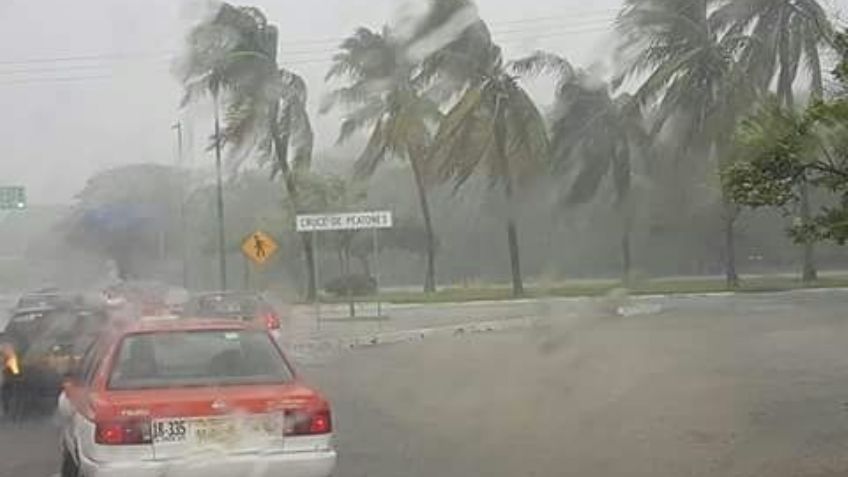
213;92;228;291
173;121;189;289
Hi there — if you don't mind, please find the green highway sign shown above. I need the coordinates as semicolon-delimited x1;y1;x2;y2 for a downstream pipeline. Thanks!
0;186;26;210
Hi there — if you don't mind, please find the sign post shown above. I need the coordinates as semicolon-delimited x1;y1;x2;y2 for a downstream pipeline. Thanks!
311;230;320;331
296;211;393;324
372;228;382;328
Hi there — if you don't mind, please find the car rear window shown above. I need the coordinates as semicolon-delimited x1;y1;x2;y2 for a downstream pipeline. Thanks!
17;294;76;309
25;310;108;357
196;295;260;316
107;330;291;390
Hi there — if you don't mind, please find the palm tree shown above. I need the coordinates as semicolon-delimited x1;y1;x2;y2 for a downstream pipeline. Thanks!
323;27;442;293
615;0;757;288
430;42;550;297
713;0;833;103
712;0;835;282
513;52;649;282
178;3;319;299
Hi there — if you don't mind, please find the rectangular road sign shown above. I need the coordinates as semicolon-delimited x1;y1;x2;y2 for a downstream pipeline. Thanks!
0;186;26;210
296;211;393;232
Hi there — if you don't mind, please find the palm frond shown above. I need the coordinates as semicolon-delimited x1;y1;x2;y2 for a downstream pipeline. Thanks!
510;51;576;91
354;120;390;179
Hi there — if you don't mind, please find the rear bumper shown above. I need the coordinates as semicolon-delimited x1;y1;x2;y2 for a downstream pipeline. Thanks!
80;448;337;477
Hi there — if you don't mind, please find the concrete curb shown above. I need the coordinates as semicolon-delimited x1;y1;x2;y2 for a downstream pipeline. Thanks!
286;287;848;358
292;287;848;314
288;316;539;355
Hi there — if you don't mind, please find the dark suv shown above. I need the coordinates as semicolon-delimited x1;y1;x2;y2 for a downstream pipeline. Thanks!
2;305;108;416
185;291;282;340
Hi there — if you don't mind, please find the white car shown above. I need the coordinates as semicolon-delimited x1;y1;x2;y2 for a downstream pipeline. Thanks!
56;318;336;477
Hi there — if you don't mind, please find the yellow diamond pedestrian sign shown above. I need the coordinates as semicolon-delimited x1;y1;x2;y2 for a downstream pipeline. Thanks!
242;230;278;265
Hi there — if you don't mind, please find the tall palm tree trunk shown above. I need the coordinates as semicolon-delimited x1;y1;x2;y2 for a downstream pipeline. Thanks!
618;202;633;285
504;192;524;297
493;97;524;297
621;225;632;285
782;84;817;283
800;60;825;284
409;149;437;293
800;181;817;282
501;156;524;297
723;201;740;289
270;105;317;301
212;91;228;291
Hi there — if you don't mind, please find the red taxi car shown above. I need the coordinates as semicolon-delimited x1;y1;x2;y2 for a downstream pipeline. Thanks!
56;318;336;477
185;292;283;341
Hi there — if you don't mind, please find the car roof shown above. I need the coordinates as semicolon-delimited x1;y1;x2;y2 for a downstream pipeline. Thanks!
196;290;262;298
121;317;255;335
21;291;61;297
12;305;56;315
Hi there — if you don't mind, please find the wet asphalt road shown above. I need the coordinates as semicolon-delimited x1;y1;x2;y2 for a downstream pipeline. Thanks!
2;290;848;477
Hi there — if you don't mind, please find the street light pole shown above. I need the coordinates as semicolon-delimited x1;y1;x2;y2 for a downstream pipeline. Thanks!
213;92;228;291
172;121;188;289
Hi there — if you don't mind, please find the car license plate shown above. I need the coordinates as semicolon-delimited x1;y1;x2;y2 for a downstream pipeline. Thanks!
152;419;189;444
153;414;284;449
193;417;239;446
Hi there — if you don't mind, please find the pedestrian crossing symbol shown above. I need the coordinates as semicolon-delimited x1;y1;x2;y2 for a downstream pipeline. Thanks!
242;230;278;265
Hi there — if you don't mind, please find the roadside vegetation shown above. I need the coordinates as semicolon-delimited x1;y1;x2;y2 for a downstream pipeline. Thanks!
48;0;848;300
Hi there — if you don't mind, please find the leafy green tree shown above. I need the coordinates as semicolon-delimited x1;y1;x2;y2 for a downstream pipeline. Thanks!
712;0;835;281
514;52;649;282
430;40;550;297
323;27;442;293
63;165;187;280
178;3;318;299
724;33;848;245
615;0;758;288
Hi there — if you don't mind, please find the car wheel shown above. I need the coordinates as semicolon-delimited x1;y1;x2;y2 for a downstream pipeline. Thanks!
60;449;80;477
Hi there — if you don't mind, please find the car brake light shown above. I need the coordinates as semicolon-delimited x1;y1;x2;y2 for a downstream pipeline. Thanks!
95;419;152;445
309;410;331;434
285;408;332;435
264;313;281;330
2;346;20;376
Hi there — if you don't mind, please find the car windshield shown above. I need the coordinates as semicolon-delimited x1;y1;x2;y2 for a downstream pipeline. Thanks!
108;330;291;390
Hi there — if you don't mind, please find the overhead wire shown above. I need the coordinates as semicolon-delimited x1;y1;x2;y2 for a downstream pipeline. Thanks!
0;8;618;86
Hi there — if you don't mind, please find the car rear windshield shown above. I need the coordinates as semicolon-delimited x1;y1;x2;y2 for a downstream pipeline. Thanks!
25;310;107;358
196;295;260;316
17;294;75;309
108;330;292;390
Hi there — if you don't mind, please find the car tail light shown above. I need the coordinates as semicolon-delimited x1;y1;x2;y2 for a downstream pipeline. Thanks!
95;418;152;445
264;313;281;330
285;408;332;435
2;345;20;376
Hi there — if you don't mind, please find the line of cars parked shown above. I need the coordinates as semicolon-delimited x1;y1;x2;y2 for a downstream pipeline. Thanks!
1;286;336;477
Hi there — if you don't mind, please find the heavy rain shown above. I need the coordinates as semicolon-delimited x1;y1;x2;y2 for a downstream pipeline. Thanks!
2;0;848;476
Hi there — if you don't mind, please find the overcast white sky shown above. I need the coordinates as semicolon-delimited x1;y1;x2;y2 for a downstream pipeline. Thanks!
0;0;845;204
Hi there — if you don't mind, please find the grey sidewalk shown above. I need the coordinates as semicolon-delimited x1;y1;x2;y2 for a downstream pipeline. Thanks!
276;287;848;352
277;296;602;348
